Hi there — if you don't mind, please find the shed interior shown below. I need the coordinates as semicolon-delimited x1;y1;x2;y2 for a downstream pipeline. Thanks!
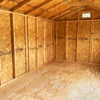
0;0;100;100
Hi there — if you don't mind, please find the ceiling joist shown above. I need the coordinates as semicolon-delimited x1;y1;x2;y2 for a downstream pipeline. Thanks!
10;0;31;11
25;0;53;14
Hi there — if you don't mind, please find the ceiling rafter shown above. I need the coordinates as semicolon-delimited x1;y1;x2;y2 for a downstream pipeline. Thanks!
48;1;87;19
49;6;76;19
10;0;31;11
52;6;86;20
25;0;53;14
56;7;85;20
37;0;69;17
35;1;64;17
40;1;70;17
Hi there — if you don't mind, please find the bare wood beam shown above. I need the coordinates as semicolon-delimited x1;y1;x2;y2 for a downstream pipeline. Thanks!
52;6;85;20
49;6;75;19
35;1;63;17
46;1;87;19
40;1;69;17
56;7;85;20
25;0;53;14
10;0;31;11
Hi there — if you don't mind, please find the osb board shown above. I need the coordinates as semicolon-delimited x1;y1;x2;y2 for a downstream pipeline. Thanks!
0;12;13;84
37;18;44;67
92;34;100;64
28;16;37;71
66;21;77;61
56;21;66;60
77;20;91;63
13;14;26;77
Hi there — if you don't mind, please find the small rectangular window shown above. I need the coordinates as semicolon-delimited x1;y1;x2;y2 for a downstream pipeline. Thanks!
82;13;91;18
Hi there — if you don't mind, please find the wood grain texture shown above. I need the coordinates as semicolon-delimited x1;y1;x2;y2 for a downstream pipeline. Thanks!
56;21;66;60
77;21;91;63
13;14;26;77
92;34;100;64
44;19;52;63
0;11;13;84
37;17;44;67
28;16;36;71
51;21;56;60
66;21;77;61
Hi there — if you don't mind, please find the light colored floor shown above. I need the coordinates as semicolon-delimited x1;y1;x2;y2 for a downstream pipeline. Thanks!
0;61;100;100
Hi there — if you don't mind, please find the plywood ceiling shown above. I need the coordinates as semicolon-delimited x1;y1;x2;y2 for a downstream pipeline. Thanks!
0;0;100;20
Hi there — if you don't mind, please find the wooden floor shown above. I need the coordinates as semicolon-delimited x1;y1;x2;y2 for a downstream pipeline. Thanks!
0;61;100;100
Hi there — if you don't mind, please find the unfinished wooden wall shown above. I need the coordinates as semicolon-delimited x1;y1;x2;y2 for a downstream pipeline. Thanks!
37;18;44;67
77;21;91;63
0;11;56;86
66;21;77;61
92;20;100;64
0;12;13;85
56;20;100;65
51;21;56;60
13;14;26;77
27;16;36;71
56;21;66;60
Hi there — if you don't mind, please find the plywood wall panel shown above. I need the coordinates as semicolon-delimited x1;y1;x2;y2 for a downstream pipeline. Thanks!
66;21;77;61
37;18;44;67
93;20;100;34
28;16;36;71
13;14;26;77
56;21;66;60
0;12;13;84
51;21;56;60
92;34;100;64
77;21;91;63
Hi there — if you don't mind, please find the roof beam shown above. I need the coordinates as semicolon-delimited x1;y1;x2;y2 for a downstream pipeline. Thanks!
49;6;76;19
25;0;53;14
40;1;70;18
44;1;87;19
56;7;85;20
35;1;63;17
10;0;31;11
52;6;85;20
49;1;87;19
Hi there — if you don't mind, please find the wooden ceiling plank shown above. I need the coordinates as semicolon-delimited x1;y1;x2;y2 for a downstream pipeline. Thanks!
25;0;53;14
49;6;75;19
56;7;85;20
46;1;87;19
49;1;87;19
10;0;32;11
40;1;68;17
35;1;63;17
